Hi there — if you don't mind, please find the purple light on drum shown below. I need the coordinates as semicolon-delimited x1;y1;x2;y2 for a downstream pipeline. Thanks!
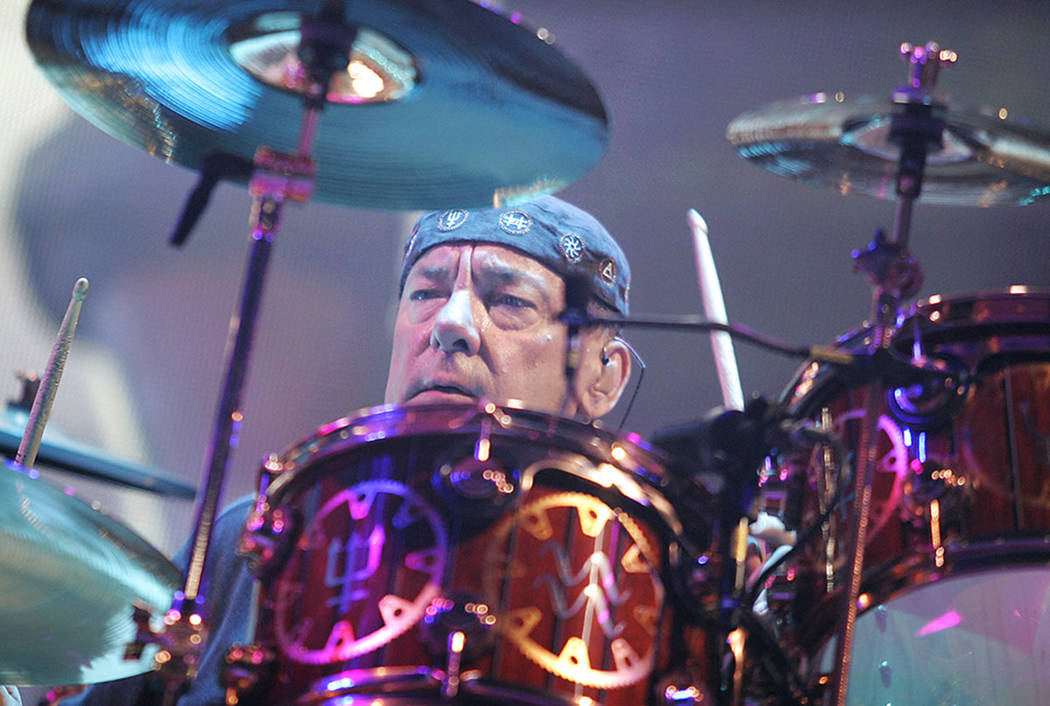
324;675;355;692
317;418;349;436
916;610;961;637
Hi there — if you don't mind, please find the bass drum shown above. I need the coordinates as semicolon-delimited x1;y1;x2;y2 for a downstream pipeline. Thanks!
776;289;1050;705
235;401;716;706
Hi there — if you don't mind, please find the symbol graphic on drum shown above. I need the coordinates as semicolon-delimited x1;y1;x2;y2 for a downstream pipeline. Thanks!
538;543;629;638
324;525;385;609
275;479;448;664
486;491;664;690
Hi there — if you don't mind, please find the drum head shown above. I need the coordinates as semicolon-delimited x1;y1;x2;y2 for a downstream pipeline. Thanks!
818;567;1050;705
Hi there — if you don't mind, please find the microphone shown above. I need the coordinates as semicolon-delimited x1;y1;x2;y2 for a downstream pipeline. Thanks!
652;397;801;630
170;151;253;247
561;272;593;391
652;397;788;488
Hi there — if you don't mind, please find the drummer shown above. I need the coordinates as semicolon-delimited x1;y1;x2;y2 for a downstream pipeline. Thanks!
44;194;633;706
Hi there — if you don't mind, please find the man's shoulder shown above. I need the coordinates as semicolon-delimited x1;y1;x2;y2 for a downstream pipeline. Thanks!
215;494;256;532
205;494;256;551
172;494;256;577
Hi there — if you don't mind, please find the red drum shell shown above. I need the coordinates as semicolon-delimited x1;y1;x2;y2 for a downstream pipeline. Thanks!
243;402;712;706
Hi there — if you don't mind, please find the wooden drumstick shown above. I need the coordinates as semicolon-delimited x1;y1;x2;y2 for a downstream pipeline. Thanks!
689;209;745;411
16;277;89;469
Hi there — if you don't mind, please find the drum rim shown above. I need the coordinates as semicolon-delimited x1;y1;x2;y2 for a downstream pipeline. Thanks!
831;287;1050;351
298;665;600;706
781;287;1050;414
254;399;688;539
266;400;667;468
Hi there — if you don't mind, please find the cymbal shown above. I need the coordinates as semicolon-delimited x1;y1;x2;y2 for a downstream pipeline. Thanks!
0;461;181;686
726;92;1050;206
1;406;196;498
25;0;608;210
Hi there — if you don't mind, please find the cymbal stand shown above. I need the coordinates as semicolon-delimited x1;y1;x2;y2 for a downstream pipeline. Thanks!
827;41;953;706
130;4;354;699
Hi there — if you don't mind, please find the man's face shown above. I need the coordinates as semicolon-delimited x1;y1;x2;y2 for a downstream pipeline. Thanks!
384;242;580;414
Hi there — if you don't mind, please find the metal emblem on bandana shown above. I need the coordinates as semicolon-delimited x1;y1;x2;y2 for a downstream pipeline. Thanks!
498;210;532;234
404;222;422;257
438;209;469;231
599;258;617;287
559;233;585;263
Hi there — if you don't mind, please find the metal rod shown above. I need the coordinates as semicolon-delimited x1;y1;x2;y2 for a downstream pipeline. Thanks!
827;42;954;701
827;308;892;705
182;213;278;602
891;190;916;250
297;105;323;157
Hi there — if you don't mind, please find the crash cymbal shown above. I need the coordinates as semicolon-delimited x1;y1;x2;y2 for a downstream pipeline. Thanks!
26;0;608;210
0;461;181;686
1;405;196;498
726;92;1050;207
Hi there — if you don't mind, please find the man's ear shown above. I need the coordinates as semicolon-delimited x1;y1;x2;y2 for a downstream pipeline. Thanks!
575;336;631;421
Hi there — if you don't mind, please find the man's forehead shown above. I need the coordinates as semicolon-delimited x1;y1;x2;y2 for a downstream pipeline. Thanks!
408;243;563;289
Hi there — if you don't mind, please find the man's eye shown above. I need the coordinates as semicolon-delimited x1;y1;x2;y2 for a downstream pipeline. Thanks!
491;294;533;309
409;289;444;301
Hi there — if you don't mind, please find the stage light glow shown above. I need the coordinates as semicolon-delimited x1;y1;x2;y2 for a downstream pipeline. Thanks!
348;60;384;99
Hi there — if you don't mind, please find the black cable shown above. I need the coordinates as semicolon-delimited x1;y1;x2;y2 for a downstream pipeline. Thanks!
585;313;854;364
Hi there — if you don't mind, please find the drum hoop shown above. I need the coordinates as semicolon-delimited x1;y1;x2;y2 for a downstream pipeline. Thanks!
256;400;684;537
300;666;587;706
782;288;1050;415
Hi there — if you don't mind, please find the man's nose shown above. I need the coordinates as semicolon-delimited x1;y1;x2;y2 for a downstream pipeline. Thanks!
430;289;481;354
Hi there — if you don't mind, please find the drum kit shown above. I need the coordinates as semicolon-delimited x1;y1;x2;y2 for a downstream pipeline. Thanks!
5;1;1050;704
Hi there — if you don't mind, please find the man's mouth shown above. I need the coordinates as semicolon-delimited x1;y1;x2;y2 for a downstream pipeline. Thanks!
409;382;478;402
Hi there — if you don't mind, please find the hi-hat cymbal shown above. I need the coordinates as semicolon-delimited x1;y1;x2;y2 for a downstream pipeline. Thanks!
26;0;608;210
0;406;196;498
0;461;181;686
726;92;1050;207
